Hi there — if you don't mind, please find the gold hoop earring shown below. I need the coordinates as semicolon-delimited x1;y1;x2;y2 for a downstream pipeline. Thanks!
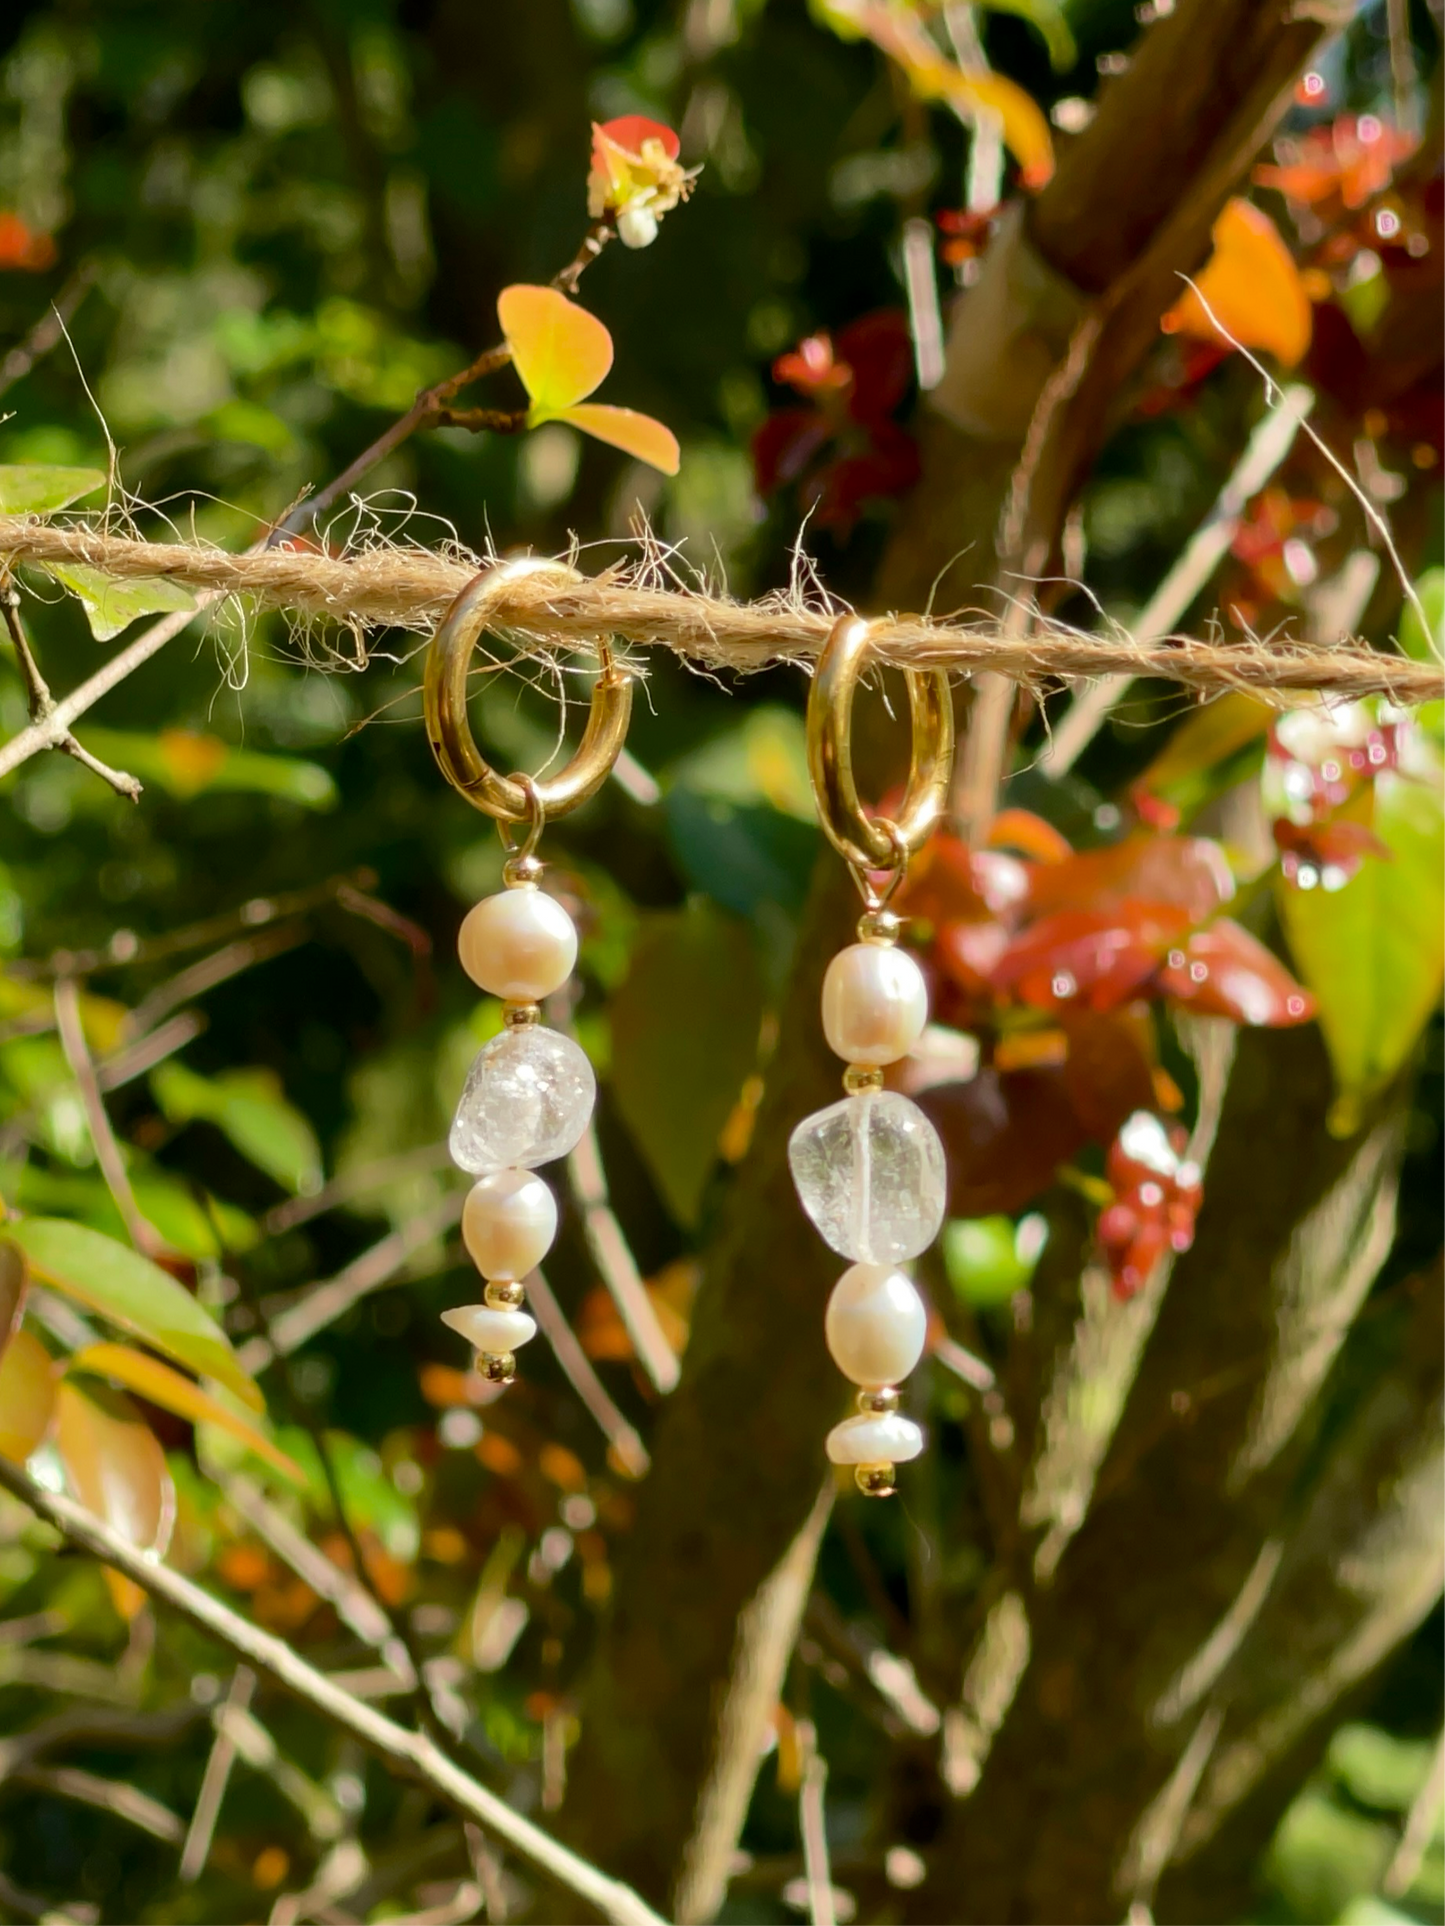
424;559;630;1389
790;615;955;1497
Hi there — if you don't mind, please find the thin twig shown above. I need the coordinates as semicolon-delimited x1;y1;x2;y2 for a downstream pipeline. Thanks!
795;1719;837;1926
526;1264;650;1477
568;1121;680;1395
0;568;141;798
1383;1719;1445;1898
1041;383;1315;776
0;263;98;402
13;1762;184;1844
239;1190;464;1371
0;1449;666;1926
52;975;156;1254
179;1665;253;1882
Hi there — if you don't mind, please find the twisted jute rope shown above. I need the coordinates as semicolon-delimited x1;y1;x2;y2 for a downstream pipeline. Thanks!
1;514;1440;703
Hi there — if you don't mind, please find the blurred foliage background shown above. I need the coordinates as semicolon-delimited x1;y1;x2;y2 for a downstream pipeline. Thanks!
0;1;1440;1923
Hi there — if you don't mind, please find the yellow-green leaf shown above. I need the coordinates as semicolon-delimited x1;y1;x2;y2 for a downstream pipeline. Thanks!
1398;568;1443;665
609;901;764;1226
1278;752;1445;1130
0;1327;57;1464
9;1217;261;1411
55;1379;175;1620
67;1343;302;1484
39;561;196;642
555;403;680;476
984;0;1075;71
0;1239;27;1366
80;728;336;807
499;284;612;414
151;1061;322;1195
0;464;106;514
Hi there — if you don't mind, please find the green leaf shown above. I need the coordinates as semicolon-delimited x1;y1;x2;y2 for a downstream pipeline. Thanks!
0;464;106;514
38;561;196;641
1278;750;1445;1130
664;790;819;924
68;1343;302;1483
1132;692;1273;822
80;729;336;807
942;1214;1045;1308
609;901;765;1227
983;0;1076;70
273;1427;420;1560
1265;1790;1394;1925
1399;567;1444;664
14;1161;258;1258
1328;1723;1440;1816
151;1061;323;1195
9;1216;261;1411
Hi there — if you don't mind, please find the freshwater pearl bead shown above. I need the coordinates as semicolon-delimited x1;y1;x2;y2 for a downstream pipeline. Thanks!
462;1170;558;1279
821;943;928;1066
825;1411;925;1466
441;1303;537;1353
825;1264;928;1387
458;886;578;1001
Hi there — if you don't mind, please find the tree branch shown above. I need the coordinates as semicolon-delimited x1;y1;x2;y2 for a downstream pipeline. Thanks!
0;1453;665;1926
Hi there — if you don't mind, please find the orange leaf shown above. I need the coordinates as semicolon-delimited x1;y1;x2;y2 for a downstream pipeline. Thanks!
1162;199;1312;368
55;1379;175;1620
67;1342;304;1484
498;284;612;414
556;402;680;475
0;1327;57;1463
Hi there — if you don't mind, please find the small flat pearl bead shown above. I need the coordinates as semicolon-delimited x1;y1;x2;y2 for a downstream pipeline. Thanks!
825;1264;928;1386
441;1303;537;1352
821;943;927;1065
458;886;578;1002
825;1411;925;1466
462;1170;557;1279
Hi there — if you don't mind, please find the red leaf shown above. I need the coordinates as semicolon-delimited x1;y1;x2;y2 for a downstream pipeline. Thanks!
1025;835;1234;921
990;907;1189;1012
1156;919;1315;1025
1058;1008;1159;1142
920;1068;1089;1217
752;409;832;495
835;310;914;424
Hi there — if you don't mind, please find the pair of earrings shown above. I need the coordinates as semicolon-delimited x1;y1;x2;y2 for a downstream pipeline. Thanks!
424;566;954;1498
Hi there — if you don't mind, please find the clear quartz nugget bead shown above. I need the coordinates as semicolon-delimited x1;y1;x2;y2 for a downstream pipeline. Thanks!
449;1025;596;1173
788;1090;946;1264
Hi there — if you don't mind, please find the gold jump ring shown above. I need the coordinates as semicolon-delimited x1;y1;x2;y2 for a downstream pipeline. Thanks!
807;614;953;872
424;557;632;823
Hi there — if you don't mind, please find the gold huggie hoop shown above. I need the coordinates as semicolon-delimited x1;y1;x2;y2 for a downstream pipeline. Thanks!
807;614;953;874
424;556;632;823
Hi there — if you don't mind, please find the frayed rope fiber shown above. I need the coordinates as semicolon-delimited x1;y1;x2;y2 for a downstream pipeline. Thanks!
1;514;1439;703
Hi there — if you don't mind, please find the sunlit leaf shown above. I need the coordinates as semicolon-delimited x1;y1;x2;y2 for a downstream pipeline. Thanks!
10;1217;261;1410
151;1060;323;1195
1158;920;1315;1026
38;561;196;642
1329;1723;1440;1815
14;1163;258;1259
1162;198;1312;367
554;402;680;475
609;901;765;1226
498;284;612;414
1398;567;1443;664
0;1327;57;1463
810;0;1054;186
0;1238;27;1366
984;0;1076;71
942;1215;1041;1308
55;1379;175;1619
0;464;106;514
68;1343;303;1484
273;1427;420;1561
1278;752;1445;1129
79;729;336;807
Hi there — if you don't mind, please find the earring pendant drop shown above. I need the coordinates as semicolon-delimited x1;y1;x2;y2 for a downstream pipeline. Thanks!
789;616;954;1495
423;559;632;1387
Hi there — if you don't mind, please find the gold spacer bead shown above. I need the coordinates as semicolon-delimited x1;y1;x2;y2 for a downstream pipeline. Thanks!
484;1279;526;1311
478;1351;517;1385
855;1463;896;1497
857;907;901;946
503;1001;541;1029
858;1386;900;1415
843;1063;885;1096
502;853;544;888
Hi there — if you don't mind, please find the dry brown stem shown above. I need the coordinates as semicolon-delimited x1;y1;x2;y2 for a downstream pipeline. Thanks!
0;514;1438;704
